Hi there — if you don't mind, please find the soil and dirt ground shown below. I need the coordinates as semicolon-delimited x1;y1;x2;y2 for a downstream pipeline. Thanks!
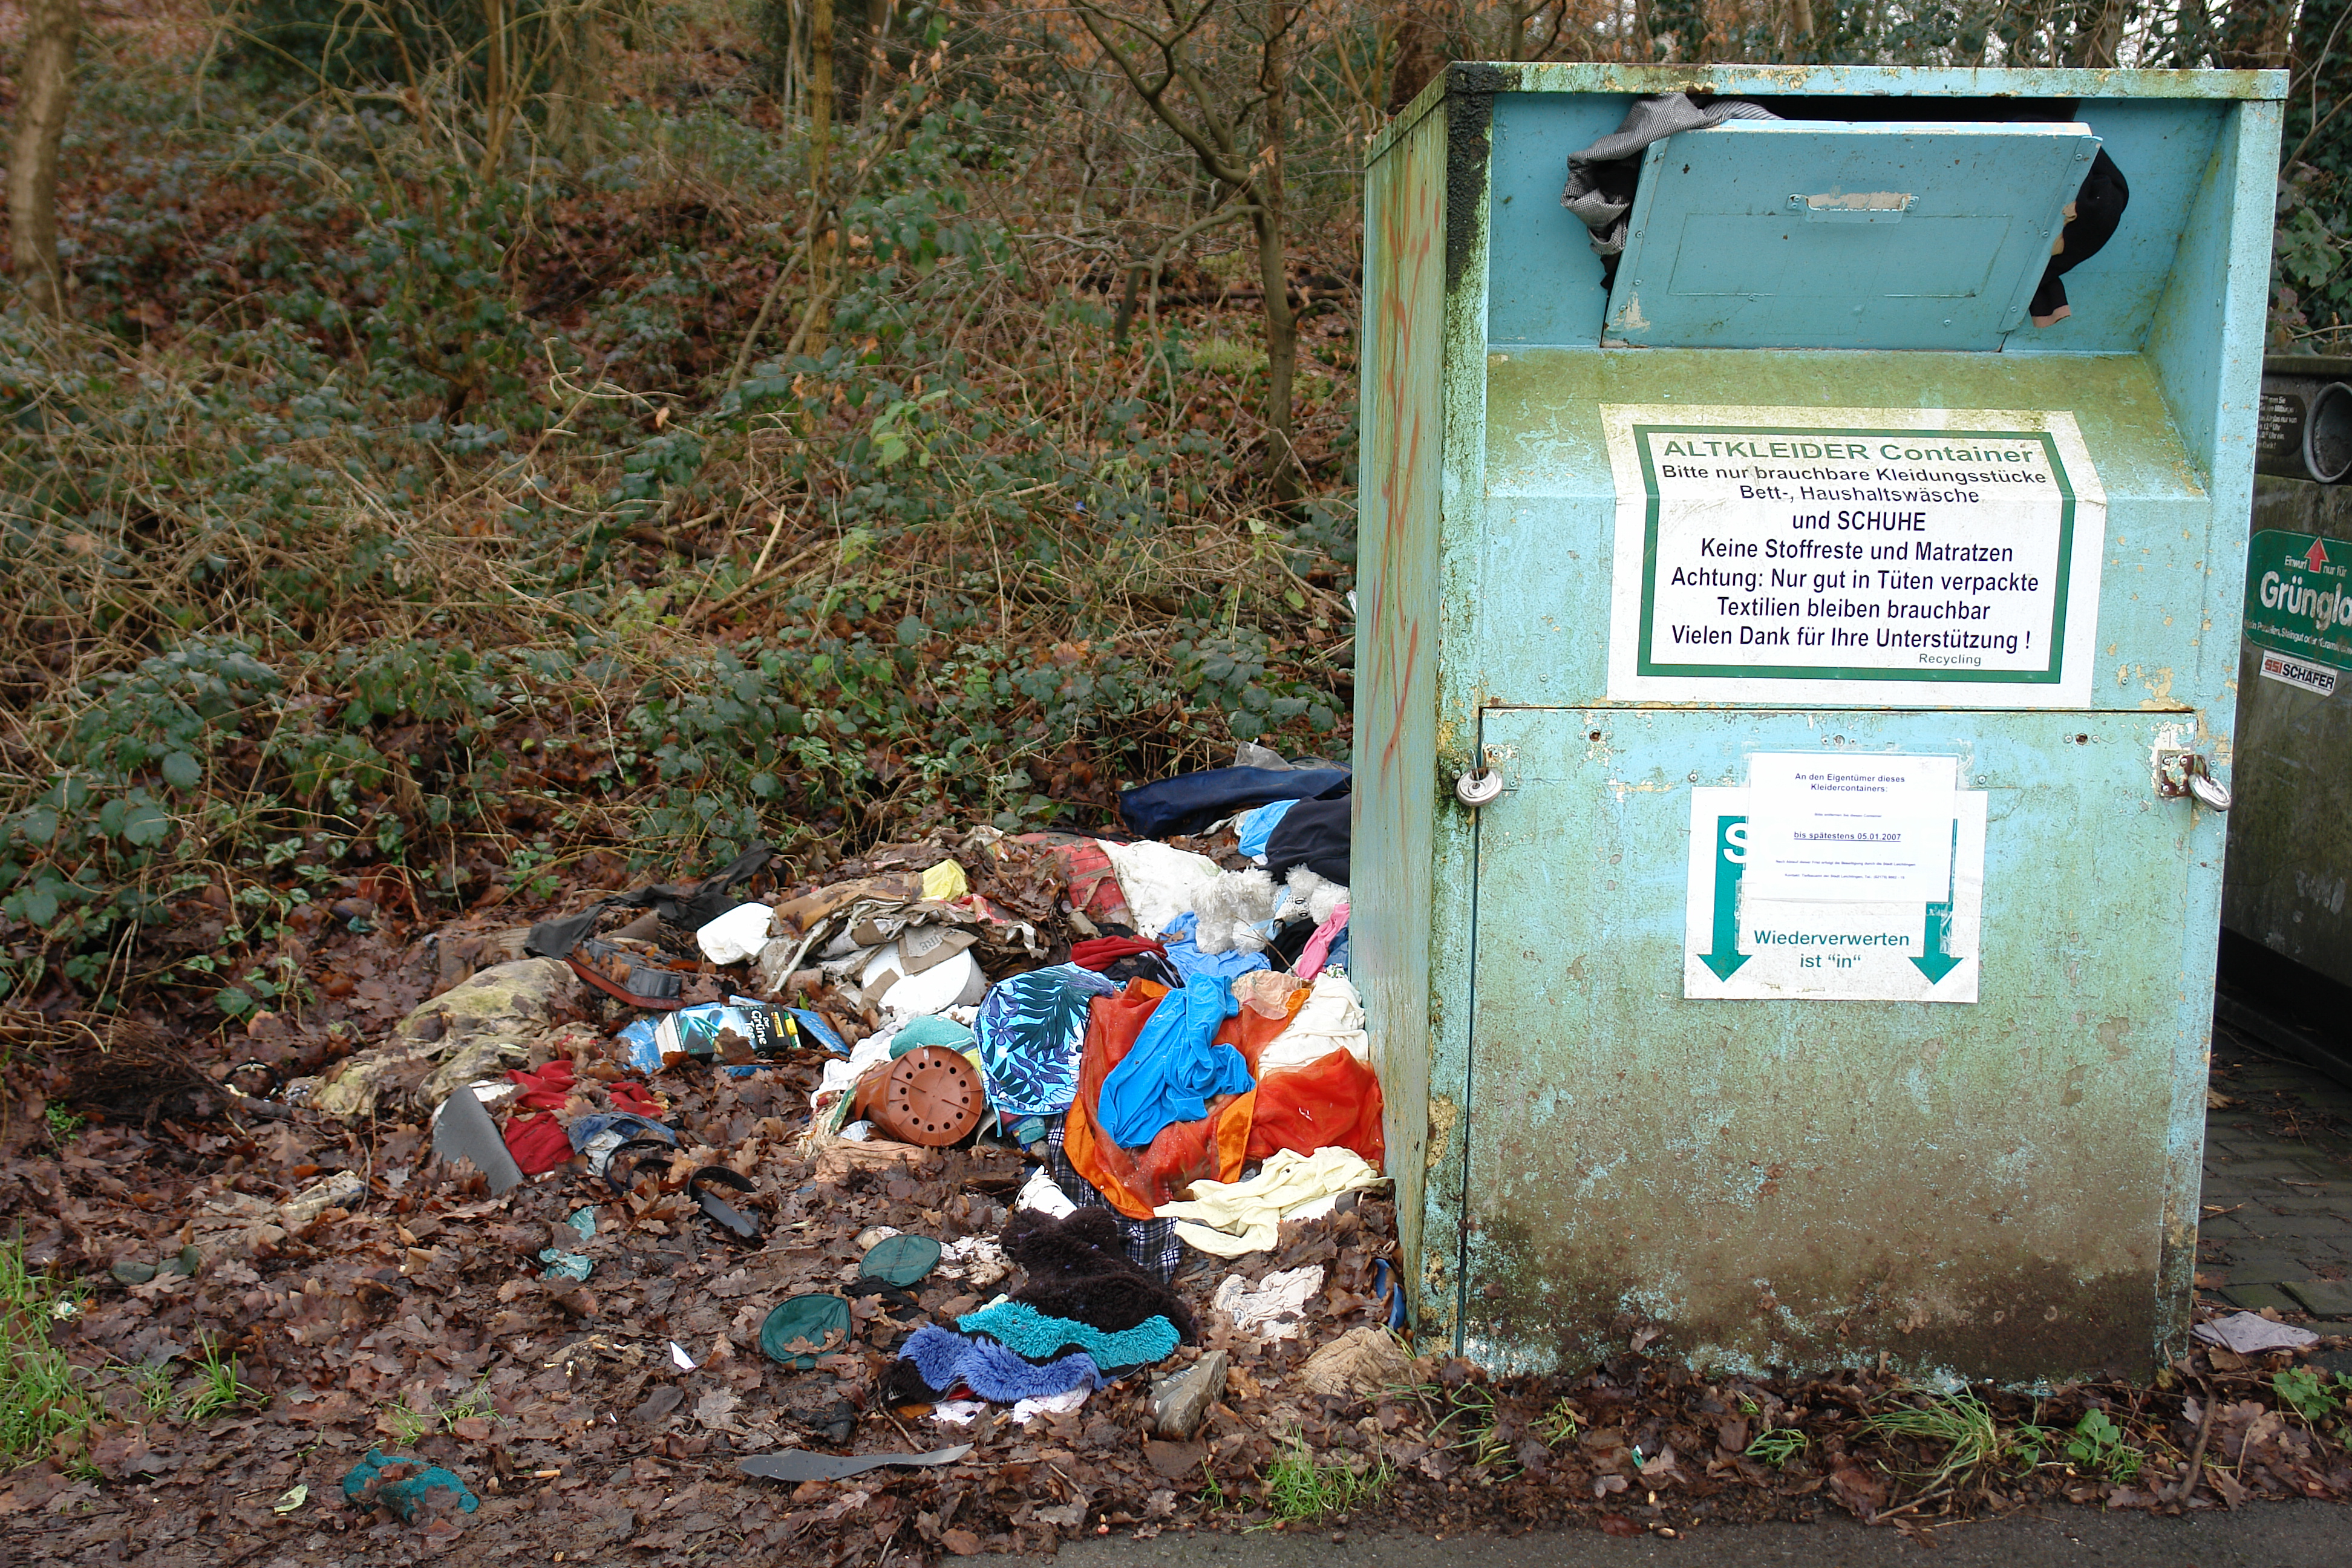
5;841;2352;1566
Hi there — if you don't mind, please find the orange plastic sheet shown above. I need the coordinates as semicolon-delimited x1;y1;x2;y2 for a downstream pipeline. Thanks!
1065;981;1303;1218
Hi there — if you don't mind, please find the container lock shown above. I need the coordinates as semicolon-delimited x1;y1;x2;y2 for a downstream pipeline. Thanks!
2154;749;2230;811
1455;767;1506;809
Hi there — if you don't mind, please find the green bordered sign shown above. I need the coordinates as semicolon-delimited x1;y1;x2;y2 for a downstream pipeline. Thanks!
2244;530;2352;671
1602;405;2108;710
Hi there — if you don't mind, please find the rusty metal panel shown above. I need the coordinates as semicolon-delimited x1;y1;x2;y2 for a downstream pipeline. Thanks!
1458;707;2223;1381
1354;106;1449;1297
1503;62;2281;101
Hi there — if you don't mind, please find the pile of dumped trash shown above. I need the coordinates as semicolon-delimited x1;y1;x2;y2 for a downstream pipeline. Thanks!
307;744;1410;1500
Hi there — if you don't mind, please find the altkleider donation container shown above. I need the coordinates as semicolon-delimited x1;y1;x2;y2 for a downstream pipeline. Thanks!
1354;62;2282;1380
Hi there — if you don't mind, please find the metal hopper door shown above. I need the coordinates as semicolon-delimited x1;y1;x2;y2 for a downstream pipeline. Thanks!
1454;705;2216;1380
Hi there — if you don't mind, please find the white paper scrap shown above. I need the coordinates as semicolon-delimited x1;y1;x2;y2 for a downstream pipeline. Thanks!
1746;753;1958;902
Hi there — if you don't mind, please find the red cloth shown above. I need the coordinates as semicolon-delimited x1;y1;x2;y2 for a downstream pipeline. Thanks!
1014;835;1135;927
1054;841;1133;927
1070;936;1165;972
506;1060;577;1111
1246;1048;1385;1166
607;1082;662;1117
503;1113;572;1175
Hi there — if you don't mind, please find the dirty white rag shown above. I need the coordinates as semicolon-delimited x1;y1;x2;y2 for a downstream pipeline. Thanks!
1256;972;1368;1074
2193;1310;2320;1354
1212;1264;1325;1339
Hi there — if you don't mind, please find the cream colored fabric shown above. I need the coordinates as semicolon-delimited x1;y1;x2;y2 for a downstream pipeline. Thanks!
1157;1146;1383;1256
1255;972;1368;1074
1097;838;1223;939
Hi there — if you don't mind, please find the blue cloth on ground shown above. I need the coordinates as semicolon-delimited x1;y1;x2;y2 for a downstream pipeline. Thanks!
1235;798;1301;858
1158;913;1271;986
565;1112;675;1152
1095;971;1249;1148
1119;765;1349;840
975;964;1120;1116
956;1300;1181;1367
898;1324;1105;1401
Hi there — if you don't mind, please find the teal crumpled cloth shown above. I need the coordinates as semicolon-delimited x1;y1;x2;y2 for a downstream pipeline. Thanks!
341;1448;479;1521
957;1299;1180;1369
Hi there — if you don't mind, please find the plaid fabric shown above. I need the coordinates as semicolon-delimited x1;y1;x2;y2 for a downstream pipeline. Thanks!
1043;1116;1181;1284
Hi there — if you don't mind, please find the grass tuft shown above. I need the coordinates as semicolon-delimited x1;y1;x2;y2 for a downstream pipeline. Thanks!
1259;1431;1387;1524
1745;1427;1809;1466
184;1333;263;1422
0;1230;97;1462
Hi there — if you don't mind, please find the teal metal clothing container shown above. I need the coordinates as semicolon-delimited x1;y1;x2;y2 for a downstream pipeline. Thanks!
1354;63;2283;1382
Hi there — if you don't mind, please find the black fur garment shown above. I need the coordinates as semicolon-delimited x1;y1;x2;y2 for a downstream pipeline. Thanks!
1002;1207;1197;1341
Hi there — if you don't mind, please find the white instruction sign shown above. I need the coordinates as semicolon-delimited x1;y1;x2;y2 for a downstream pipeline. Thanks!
1604;405;2106;708
1684;786;1986;1004
1746;753;1957;903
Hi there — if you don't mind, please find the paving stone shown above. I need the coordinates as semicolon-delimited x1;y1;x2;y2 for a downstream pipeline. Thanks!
2239;1212;2352;1238
2283;1280;2352;1320
2197;1216;2250;1237
2220;1283;2307;1313
2213;1158;2340;1178
2220;1250;2322;1281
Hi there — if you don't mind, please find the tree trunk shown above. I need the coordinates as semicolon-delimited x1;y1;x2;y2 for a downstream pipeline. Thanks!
807;0;835;354
2287;0;2348;162
480;0;515;177
9;0;79;318
2069;0;2131;67
2213;0;2295;68
1786;0;1814;56
1388;0;1447;113
545;3;609;160
861;0;892;123
1258;0;1299;500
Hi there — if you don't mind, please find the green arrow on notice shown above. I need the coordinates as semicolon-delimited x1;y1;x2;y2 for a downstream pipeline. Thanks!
1910;823;1962;984
1700;814;1749;981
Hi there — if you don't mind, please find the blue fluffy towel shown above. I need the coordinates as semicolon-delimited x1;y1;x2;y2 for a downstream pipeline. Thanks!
898;1325;1104;1402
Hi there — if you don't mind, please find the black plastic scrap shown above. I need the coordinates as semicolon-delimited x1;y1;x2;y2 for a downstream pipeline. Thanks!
738;1444;972;1483
431;1086;524;1196
688;1165;762;1241
523;841;776;961
604;1137;684;1199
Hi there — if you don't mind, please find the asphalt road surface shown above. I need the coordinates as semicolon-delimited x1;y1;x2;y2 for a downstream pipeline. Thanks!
989;1503;2348;1567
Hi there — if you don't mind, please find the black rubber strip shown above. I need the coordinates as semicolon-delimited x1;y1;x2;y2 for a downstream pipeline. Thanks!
688;1165;761;1241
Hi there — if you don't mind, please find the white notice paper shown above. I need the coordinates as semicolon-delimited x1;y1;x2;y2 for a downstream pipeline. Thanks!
1602;405;2107;709
1746;754;1957;903
1684;787;1985;1003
